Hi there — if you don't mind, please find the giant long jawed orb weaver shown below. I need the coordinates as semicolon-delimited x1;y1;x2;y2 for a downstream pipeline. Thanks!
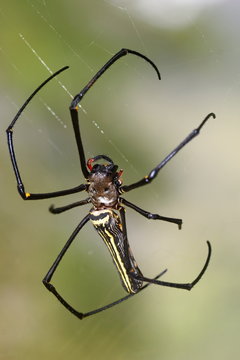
6;48;215;320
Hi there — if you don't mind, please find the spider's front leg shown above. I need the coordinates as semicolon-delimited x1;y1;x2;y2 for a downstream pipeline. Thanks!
121;113;216;193
69;48;161;180
6;66;89;200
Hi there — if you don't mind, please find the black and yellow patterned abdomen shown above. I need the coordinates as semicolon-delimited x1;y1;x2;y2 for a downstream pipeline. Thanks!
89;209;143;294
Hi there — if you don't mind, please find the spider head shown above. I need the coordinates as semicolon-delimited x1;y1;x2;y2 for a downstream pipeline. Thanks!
87;155;122;180
87;155;123;208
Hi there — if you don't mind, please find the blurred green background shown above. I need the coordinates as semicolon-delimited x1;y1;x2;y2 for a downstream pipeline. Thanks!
1;0;239;359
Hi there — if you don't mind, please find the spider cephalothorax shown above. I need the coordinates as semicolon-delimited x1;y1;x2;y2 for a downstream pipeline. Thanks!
87;155;122;209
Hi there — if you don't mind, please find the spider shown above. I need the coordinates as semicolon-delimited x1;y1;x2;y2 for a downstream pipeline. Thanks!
6;48;215;320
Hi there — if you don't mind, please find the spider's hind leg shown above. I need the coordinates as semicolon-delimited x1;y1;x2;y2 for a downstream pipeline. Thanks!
129;241;211;291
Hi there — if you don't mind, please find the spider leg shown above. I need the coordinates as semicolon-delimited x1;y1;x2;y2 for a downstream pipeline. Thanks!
6;66;89;200
43;211;167;320
49;198;91;214
42;214;90;320
18;184;87;200
121;113;216;193
129;241;212;290
82;269;167;319
69;48;161;179
120;197;182;229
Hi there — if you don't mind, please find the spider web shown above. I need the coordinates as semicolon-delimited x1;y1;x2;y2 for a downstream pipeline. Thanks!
1;1;240;360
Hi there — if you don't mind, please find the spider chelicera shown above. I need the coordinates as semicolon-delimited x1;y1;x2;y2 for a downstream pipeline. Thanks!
6;48;215;320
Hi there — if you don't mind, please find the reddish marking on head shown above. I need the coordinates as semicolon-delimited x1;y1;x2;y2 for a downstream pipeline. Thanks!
117;169;123;178
87;158;95;171
117;169;123;184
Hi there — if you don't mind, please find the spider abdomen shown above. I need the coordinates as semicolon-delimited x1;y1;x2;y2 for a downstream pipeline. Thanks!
89;209;143;294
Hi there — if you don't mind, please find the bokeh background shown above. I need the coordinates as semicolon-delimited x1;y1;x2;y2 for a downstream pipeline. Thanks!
1;1;239;359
